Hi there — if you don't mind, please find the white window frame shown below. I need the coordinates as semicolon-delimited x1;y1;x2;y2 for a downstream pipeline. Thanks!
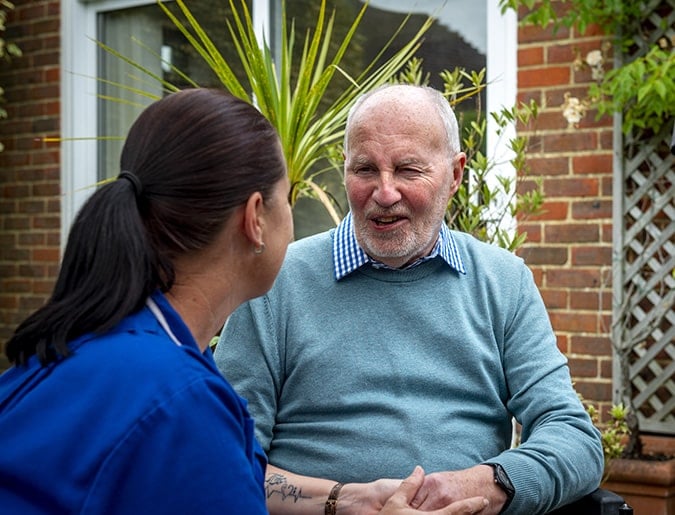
61;0;516;250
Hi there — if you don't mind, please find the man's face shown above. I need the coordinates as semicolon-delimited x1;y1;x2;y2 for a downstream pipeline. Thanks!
344;90;464;268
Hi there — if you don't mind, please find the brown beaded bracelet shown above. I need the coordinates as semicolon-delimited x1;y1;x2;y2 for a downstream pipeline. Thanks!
324;482;344;515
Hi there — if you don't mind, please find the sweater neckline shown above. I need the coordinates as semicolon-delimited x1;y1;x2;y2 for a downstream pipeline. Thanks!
354;256;449;283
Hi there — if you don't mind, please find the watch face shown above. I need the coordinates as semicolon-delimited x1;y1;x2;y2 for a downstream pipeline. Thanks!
493;464;515;498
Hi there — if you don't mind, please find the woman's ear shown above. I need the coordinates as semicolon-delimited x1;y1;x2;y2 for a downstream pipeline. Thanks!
242;191;265;248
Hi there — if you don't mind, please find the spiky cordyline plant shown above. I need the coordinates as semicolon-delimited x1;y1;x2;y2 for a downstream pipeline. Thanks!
99;0;434;222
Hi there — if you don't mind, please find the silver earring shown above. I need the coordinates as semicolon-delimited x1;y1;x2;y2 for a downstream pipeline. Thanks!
254;243;266;255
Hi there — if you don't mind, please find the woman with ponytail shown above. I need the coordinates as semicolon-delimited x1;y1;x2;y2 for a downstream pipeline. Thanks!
0;88;293;514
0;88;488;515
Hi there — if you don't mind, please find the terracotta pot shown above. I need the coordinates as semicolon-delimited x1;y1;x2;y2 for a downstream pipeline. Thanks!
603;436;675;515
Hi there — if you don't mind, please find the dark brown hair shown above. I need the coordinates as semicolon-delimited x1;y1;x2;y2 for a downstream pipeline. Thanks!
6;88;285;365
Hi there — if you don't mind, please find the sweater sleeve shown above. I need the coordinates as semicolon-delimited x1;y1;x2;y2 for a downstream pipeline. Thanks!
80;375;267;515
215;295;283;453
494;264;604;514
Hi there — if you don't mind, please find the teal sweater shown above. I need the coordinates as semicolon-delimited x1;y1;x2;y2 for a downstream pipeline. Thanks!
215;229;603;514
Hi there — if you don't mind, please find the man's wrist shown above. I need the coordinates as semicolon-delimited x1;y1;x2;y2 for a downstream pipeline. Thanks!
485;463;515;513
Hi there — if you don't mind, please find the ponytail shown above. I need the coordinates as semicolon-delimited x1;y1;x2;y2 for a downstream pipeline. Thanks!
5;176;163;365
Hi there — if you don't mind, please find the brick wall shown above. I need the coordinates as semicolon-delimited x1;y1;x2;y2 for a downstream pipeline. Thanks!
515;14;615;416
0;0;61;370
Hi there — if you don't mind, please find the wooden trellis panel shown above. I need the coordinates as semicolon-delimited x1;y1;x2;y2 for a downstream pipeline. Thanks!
612;0;675;435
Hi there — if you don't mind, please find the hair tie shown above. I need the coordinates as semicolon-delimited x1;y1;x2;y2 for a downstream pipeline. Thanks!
117;171;143;200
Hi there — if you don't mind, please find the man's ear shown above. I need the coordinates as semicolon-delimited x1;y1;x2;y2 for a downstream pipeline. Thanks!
449;152;466;195
242;191;265;247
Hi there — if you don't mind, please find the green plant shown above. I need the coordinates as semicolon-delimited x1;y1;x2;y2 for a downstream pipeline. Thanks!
584;400;630;482
98;0;433;221
589;43;674;134
499;0;675;136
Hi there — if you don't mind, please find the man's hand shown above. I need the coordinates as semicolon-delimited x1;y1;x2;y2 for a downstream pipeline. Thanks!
378;466;489;515
409;465;507;515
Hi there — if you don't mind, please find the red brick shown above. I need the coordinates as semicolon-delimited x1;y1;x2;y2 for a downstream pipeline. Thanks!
576;110;612;129
18;200;45;213
570;290;609;311
519;66;571;88
3;184;31;198
568;357;599;377
533;110;568;131
572;154;612;175
557;333;569;354
525;156;569;176
599;359;613;378
599;129;613;149
544;177;599;197
571;245;612;266
530;200;568;221
600;176;613;196
519;23;570;44
570;335;612;356
519;246;568;265
528;266;544;286
572;199;612;220
574;381;612;404
517;90;542;106
517;223;542;243
33;19;59;34
2;280;32;294
19;263;48;277
17;3;46;20
542;132;598;152
601;223;613;243
544;224;599;243
549;311;598;332
32;215;60;229
32;247;59;262
33;279;54;294
541;288;569;309
18;232;45;246
548;40;606;65
547;268;602;288
518;46;544;66
0;295;19;310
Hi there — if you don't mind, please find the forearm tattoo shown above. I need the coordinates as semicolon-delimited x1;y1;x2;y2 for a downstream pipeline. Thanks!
265;473;312;503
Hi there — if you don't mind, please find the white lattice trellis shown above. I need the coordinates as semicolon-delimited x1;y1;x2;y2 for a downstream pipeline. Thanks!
612;0;675;436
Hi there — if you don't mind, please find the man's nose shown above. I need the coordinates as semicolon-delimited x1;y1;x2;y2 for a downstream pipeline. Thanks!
372;173;402;207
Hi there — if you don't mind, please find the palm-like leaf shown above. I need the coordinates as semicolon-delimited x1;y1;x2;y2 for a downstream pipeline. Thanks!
155;0;433;219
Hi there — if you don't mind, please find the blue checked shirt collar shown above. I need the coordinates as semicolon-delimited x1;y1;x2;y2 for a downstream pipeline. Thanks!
332;212;466;280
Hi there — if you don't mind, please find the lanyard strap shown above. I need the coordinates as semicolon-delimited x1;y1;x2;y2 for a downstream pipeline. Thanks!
145;297;183;347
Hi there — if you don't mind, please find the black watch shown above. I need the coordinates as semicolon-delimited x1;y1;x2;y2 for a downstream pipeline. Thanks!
487;463;515;512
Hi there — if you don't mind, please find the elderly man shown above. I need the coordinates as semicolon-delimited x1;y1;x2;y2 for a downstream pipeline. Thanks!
215;84;603;514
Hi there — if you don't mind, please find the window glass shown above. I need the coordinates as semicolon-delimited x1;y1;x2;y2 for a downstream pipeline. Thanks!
97;1;252;180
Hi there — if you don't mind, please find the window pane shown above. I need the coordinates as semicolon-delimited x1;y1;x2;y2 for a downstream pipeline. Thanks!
97;1;252;180
284;0;487;238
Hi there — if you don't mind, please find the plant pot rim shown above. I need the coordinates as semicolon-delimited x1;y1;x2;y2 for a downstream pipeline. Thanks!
607;456;675;486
